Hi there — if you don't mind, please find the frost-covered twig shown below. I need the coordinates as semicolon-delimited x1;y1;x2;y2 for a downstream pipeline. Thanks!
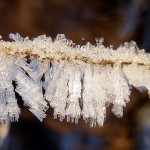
0;33;149;127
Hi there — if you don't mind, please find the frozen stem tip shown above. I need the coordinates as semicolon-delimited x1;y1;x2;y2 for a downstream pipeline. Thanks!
0;33;149;127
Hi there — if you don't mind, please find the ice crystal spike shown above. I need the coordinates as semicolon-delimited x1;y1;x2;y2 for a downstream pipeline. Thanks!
0;33;150;126
65;62;82;123
0;54;20;123
9;33;23;42
82;64;97;122
111;63;131;118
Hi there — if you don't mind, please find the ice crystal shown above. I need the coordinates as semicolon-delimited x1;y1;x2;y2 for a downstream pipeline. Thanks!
0;33;149;127
111;63;131;118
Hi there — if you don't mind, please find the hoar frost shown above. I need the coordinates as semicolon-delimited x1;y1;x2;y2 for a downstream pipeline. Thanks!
0;33;149;127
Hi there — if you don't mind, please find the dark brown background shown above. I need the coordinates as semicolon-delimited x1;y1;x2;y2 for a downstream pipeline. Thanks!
1;0;150;150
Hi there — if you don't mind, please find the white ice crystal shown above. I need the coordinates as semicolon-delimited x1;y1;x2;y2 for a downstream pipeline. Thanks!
0;33;149;127
0;53;20;123
65;62;82;124
111;63;131;118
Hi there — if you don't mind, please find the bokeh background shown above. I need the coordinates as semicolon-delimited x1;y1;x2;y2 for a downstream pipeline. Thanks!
0;0;150;150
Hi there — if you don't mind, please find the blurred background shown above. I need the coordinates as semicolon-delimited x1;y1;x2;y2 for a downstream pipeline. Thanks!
0;0;150;150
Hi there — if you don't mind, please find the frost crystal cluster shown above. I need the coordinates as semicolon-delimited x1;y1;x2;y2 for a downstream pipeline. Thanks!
0;33;149;127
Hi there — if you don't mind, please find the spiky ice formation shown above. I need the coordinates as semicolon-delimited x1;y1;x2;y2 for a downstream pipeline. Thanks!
0;33;149;126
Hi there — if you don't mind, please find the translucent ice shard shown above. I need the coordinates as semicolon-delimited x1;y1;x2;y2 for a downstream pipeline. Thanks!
111;63;131;118
90;65;108;127
65;62;82;124
45;60;69;121
123;64;150;97
14;65;48;121
82;64;97;126
0;53;20;123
